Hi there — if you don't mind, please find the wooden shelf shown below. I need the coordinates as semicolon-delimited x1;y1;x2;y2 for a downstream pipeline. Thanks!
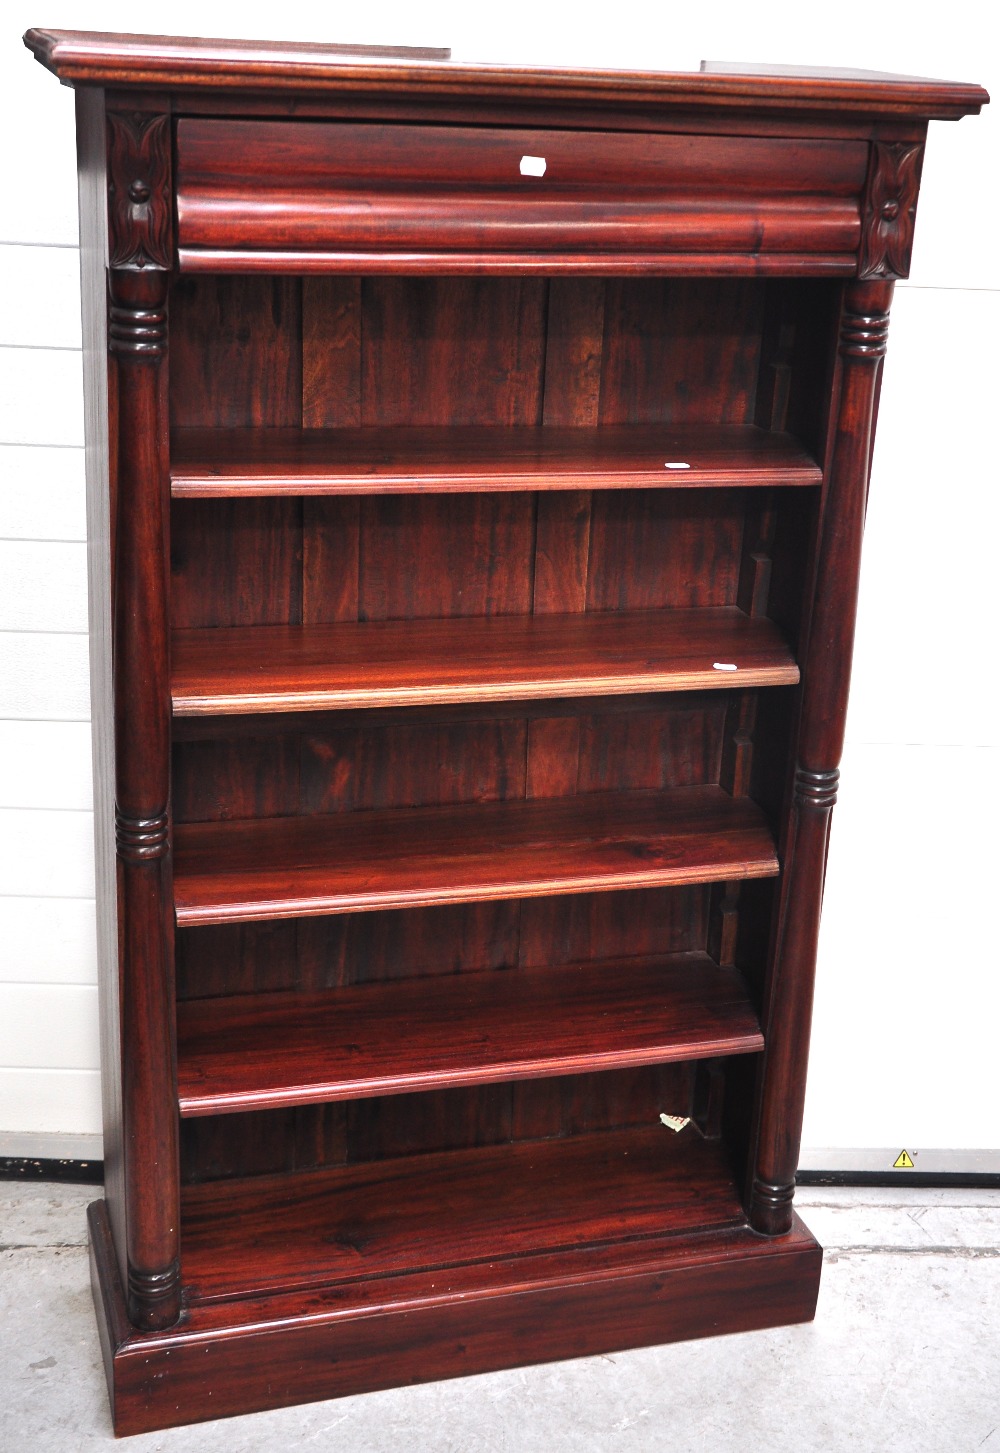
172;786;779;926
171;608;800;716
176;953;763;1116
169;424;822;497
180;1126;745;1303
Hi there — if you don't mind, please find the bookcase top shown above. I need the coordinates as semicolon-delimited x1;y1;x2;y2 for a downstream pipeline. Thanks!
24;29;988;120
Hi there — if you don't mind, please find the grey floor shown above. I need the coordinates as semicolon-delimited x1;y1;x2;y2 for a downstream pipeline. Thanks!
2;1183;998;1452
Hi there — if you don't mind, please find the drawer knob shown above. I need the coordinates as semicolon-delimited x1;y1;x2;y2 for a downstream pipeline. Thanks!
519;154;547;177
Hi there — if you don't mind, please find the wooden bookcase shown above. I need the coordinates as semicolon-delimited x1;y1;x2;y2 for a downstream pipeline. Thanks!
25;29;987;1436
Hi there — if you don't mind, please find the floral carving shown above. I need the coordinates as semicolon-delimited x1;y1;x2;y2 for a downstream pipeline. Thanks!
107;111;172;270
858;142;923;280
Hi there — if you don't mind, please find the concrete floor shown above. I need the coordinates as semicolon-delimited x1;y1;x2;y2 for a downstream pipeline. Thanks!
1;1183;998;1452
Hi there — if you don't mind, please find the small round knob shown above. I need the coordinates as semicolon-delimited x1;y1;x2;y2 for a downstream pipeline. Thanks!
128;179;151;204
881;199;900;221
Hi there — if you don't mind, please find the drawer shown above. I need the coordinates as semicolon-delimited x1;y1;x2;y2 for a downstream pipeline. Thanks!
175;119;868;273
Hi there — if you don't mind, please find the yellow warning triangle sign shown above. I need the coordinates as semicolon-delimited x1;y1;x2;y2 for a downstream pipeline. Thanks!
893;1149;915;1169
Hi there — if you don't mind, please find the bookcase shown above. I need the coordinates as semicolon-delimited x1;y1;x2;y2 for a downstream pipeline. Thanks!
25;28;987;1436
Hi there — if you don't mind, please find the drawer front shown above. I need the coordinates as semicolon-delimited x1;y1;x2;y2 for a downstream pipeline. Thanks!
175;119;868;273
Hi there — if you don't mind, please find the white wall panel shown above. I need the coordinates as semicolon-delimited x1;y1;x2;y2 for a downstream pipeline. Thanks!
908;108;999;291
0;1067;102;1136
0;35;78;248
0;345;83;446
0;445;86;541
0;722;93;809
0;808;95;899
0;984;100;1069
847;288;1000;748
804;743;1000;1150
0;541;88;633
0;633;90;720
0;243;81;349
0;898;97;985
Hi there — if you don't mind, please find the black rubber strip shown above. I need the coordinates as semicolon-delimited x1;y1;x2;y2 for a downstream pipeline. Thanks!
0;1157;103;1184
797;1169;1000;1189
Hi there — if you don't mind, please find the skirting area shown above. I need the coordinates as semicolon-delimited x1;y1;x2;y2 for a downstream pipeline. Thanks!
1;1182;997;1450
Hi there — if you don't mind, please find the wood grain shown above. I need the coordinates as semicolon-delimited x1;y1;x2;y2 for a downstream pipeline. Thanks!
171;498;303;627
181;1126;746;1302
171;608;799;714
107;264;181;1331
177;249;862;277
26;31;987;117
355;492;534;619
599;280;764;425
586;490;746;610
168;120;871;269
543;279;605;427
170;424;821;496
90;1191;822;1436
169;276;301;428
177;120;870;194
172;787;778;925
175;888;706;1000
176;954;763;1115
361;279;545;426
301;277;361;427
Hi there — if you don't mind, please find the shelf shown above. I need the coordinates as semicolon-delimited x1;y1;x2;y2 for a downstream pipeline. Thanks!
180;1126;745;1303
172;786;779;926
171;608;799;716
169;424;822;497
176;953;762;1116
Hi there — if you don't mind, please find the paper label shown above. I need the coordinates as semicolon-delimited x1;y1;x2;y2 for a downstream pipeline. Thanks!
659;1113;691;1133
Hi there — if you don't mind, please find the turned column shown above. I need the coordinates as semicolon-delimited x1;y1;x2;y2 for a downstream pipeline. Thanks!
106;108;181;1327
750;276;893;1235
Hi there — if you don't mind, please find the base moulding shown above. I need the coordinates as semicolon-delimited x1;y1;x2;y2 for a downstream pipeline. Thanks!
89;1197;822;1436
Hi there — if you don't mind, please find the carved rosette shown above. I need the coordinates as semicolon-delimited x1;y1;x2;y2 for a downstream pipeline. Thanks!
107;111;172;270
858;142;923;281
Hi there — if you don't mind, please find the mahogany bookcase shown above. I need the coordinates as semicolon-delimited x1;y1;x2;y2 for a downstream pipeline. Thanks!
25;29;987;1436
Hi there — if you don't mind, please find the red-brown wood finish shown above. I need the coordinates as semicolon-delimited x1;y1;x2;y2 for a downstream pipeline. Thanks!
104;96;183;1334
24;31;987;118
169;423;821;496
76;87;129;1291
89;1195;822;1437
175;954;763;1114
172;787;779;925
171;609;799;714
749;278;893;1235
173;119;867;271
27;28;986;1436
182;1126;744;1299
